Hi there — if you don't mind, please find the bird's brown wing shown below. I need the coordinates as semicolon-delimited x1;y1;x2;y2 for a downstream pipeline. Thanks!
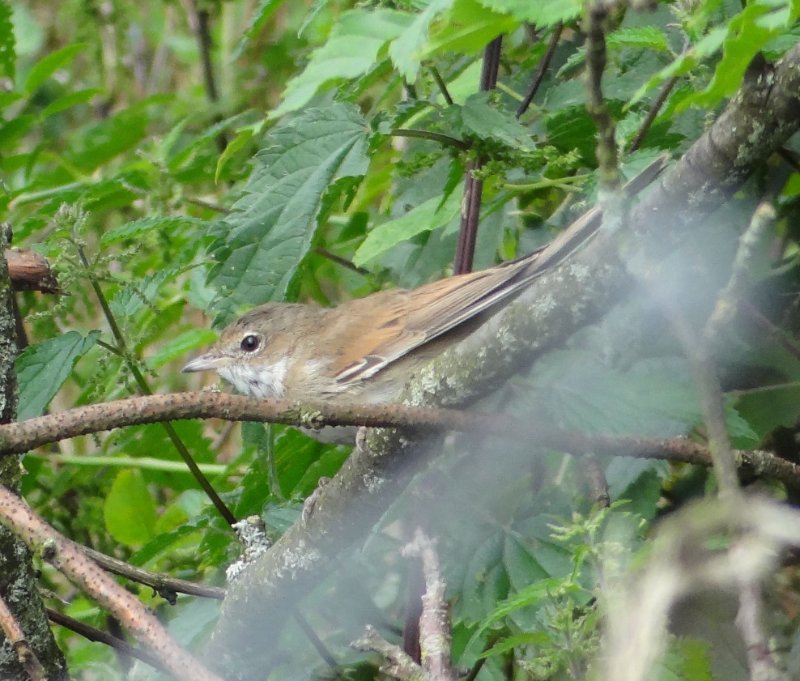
331;154;669;386
330;254;546;385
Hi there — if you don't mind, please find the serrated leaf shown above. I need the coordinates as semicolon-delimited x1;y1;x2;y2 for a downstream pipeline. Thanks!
104;470;157;547
16;331;100;421
627;27;727;108
388;0;453;82
607;26;670;52
234;0;289;57
475;0;581;26
24;43;85;94
684;0;794;109
274;9;411;116
427;0;517;56
101;216;207;245
209;103;369;309
0;0;15;80
353;189;461;266
460;92;534;150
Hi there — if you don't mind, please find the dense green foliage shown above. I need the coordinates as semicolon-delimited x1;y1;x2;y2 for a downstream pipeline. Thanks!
2;0;800;679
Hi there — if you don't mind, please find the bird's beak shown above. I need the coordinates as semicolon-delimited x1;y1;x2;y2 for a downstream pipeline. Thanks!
181;352;226;373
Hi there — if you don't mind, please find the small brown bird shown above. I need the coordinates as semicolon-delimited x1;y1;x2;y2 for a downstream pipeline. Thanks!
182;158;667;411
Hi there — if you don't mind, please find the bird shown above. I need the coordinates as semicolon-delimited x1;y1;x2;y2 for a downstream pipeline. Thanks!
182;158;667;426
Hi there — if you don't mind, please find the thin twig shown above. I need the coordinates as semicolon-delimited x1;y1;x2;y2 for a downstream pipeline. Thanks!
628;75;678;152
47;608;169;674
352;626;421;680
391;128;469;151
430;65;454;105
82;546;225;602
314;247;370;276
454;36;503;274
403;530;457;681
0;486;225;681
585;1;621;192
77;244;235;526
517;23;563;118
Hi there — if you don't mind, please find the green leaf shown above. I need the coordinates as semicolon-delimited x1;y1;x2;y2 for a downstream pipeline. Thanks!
732;383;800;440
388;0;453;82
24;43;85;94
209;103;369;310
685;0;794;109
100;216;207;245
459;92;534;150
0;0;15;80
353;189;461;267
427;0;517;56
40;88;101;117
274;9;411;116
148;328;218;369
216;127;255;183
104;470;158;547
627;27;727;108
16;331;100;420
475;0;581;26
607;26;671;52
235;0;290;57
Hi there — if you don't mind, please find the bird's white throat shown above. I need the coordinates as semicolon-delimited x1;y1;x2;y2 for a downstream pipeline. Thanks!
219;359;288;399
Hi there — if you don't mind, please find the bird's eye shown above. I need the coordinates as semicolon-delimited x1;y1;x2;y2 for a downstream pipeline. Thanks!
240;334;260;352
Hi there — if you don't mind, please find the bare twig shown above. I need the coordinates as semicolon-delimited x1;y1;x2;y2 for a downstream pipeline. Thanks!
430;65;454;105
81;546;225;602
76;242;235;526
0;485;224;681
47;608;169;675
0;593;47;681
352;626;421;680
628;75;678;152
585;0;621;192
454;36;503;274
391;128;470;151
517;23;563;118
403;530;457;681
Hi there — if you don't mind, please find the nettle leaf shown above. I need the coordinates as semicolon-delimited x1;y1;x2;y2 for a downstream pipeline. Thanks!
353;188;461;267
235;0;289;57
427;0;517;56
607;26;671;52
459;92;534;151
475;0;581;26
104;470;157;547
684;0;795;109
0;0;14;80
16;330;100;420
627;27;727;108
274;8;411;117
388;0;453;82
209;103;369;310
101;216;207;246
